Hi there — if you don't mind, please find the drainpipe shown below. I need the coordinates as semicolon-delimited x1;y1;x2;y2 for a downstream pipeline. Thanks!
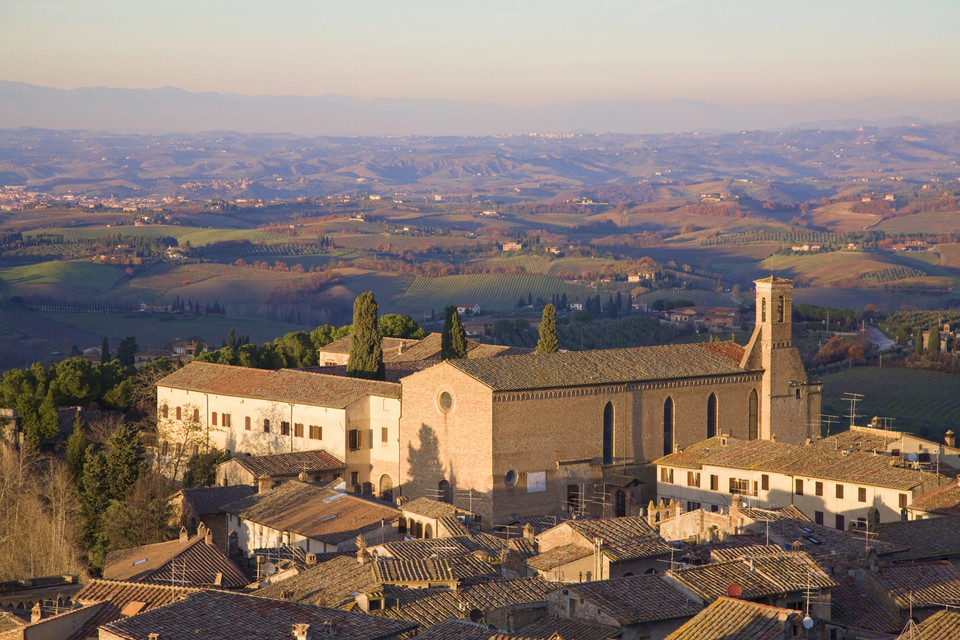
288;402;295;453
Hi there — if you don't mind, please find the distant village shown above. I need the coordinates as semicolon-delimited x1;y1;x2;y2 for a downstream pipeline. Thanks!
4;277;960;640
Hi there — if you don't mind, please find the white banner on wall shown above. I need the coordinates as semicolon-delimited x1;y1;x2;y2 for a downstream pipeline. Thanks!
527;471;546;493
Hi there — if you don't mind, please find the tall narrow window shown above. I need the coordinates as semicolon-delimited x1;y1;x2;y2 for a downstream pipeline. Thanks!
438;480;452;504
615;489;626;517
761;298;767;322
211;412;218;427
663;397;674;456
777;295;785;323
175;406;181;420
161;404;168;419
707;393;718;439
748;390;759;440
602;402;614;465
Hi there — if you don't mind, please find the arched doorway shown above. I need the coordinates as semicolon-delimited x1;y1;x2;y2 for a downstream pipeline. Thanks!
748;389;759;440
424;524;432;539
602;402;614;465
663;397;674;455
707;393;718;439
379;475;393;503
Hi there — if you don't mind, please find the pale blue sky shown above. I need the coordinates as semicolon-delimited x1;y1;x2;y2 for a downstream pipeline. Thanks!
2;0;957;106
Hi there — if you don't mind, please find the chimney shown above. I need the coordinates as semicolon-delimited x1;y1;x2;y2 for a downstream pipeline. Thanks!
305;552;318;566
945;430;955;448
522;523;536;541
179;526;189;542
148;634;160;640
299;471;310;482
30;602;42;623
205;527;214;546
258;476;272;492
291;623;312;640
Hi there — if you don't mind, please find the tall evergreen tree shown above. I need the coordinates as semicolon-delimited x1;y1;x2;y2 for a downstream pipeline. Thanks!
117;336;139;367
927;325;941;353
65;416;88;481
101;337;111;364
105;422;145;501
441;306;468;360
536;304;559;354
346;292;384;380
914;327;925;355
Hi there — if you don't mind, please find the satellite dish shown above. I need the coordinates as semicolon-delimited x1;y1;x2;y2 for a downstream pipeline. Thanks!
726;583;742;598
802;615;815;629
905;452;918;462
262;561;277;576
468;608;483;623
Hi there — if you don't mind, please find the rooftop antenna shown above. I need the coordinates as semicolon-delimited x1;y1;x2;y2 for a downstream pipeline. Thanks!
820;415;839;437
842;393;864;427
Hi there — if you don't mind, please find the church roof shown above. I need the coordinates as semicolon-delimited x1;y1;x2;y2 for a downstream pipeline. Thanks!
754;275;793;285
445;342;750;392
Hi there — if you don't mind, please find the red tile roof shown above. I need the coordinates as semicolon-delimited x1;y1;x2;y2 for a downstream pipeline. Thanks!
223;481;400;545
665;596;800;640
899;609;960;639
103;534;249;588
158;362;400;407
71;579;201;640
563;574;702;625
99;589;417;640
873;561;960;609
231;449;346;479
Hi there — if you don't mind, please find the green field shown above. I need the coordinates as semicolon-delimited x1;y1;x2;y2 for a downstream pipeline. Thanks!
819;367;960;440
24;225;290;247
633;288;738;308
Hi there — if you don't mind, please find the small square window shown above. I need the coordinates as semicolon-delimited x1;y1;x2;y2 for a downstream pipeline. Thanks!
309;425;322;440
263;419;270;433
761;474;769;491
294;423;304;438
836;484;844;499
858;487;867;503
899;493;907;509
222;414;231;428
815;481;823;496
281;422;290;436
795;479;803;496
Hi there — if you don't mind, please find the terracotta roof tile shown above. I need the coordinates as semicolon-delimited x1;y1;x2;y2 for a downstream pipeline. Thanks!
666;552;836;602
103;534;249;588
509;616;621;640
828;577;900;635
872;561;960;609
447;342;754;392
71;579;201;640
899;609;960;639
906;482;960;516
877;517;960;562
231;450;346;478
372;534;508;562
401;497;461;519
665;596;800;640
179;485;257;516
563;574;702;624
526;543;592;571
655;436;795;470
565;516;672;562
158;362;400;407
223;481;400;545
412;619;490;640
100;589;417;640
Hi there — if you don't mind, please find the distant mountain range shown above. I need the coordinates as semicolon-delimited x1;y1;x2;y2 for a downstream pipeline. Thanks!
1;81;959;136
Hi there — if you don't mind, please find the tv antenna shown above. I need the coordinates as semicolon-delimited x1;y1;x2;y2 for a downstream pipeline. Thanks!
842;393;864;427
820;414;839;437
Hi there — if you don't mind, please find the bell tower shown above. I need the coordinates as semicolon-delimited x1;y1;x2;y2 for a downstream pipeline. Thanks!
740;276;821;444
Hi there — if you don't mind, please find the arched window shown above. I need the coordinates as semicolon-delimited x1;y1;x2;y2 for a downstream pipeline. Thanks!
707;393;718;439
415;521;423;539
602;402;614;465
161;404;168;419
615;489;626;517
193;408;200;421
380;475;393;503
424;524;432;539
211;412;218;426
175;406;181;420
761;298;767;322
663;397;675;456
748;389;759;440
398;517;407;535
438;480;452;504
777;295;785;323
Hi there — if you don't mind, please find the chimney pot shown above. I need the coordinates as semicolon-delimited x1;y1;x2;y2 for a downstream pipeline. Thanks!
291;622;312;640
179;526;188;542
30;602;42;623
945;430;955;448
299;471;310;482
205;528;213;545
148;634;160;640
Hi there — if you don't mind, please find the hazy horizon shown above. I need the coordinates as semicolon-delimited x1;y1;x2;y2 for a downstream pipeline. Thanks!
2;0;958;109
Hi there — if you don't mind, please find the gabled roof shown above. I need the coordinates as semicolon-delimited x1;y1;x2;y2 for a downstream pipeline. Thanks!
526;543;592;571
444;342;751;392
871;561;960;609
376;577;554;631
72;579;201;640
655;436;795;470
372;534;508;562
899;609;960;640
179;484;257;516
876;516;960;562
906;482;960;516
222;481;400;545
158;362;400;407
564;516;672;562
229;450;346;479
401;497;464;519
666;552;836;602
665;596;799;640
561;574;702;625
103;534;249;588
100;589;417;640
828;573;900;635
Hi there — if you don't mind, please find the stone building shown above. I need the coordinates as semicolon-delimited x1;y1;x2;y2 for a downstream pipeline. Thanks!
397;277;820;525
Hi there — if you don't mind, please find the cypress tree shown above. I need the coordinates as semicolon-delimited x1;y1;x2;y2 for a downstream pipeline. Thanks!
101;337;111;364
347;292;384;380
914;327;924;355
536;304;559;354
106;422;145;501
66;416;88;481
441;306;468;360
927;325;941;354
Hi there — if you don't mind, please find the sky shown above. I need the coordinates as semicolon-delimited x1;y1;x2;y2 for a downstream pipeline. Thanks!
2;0;958;107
